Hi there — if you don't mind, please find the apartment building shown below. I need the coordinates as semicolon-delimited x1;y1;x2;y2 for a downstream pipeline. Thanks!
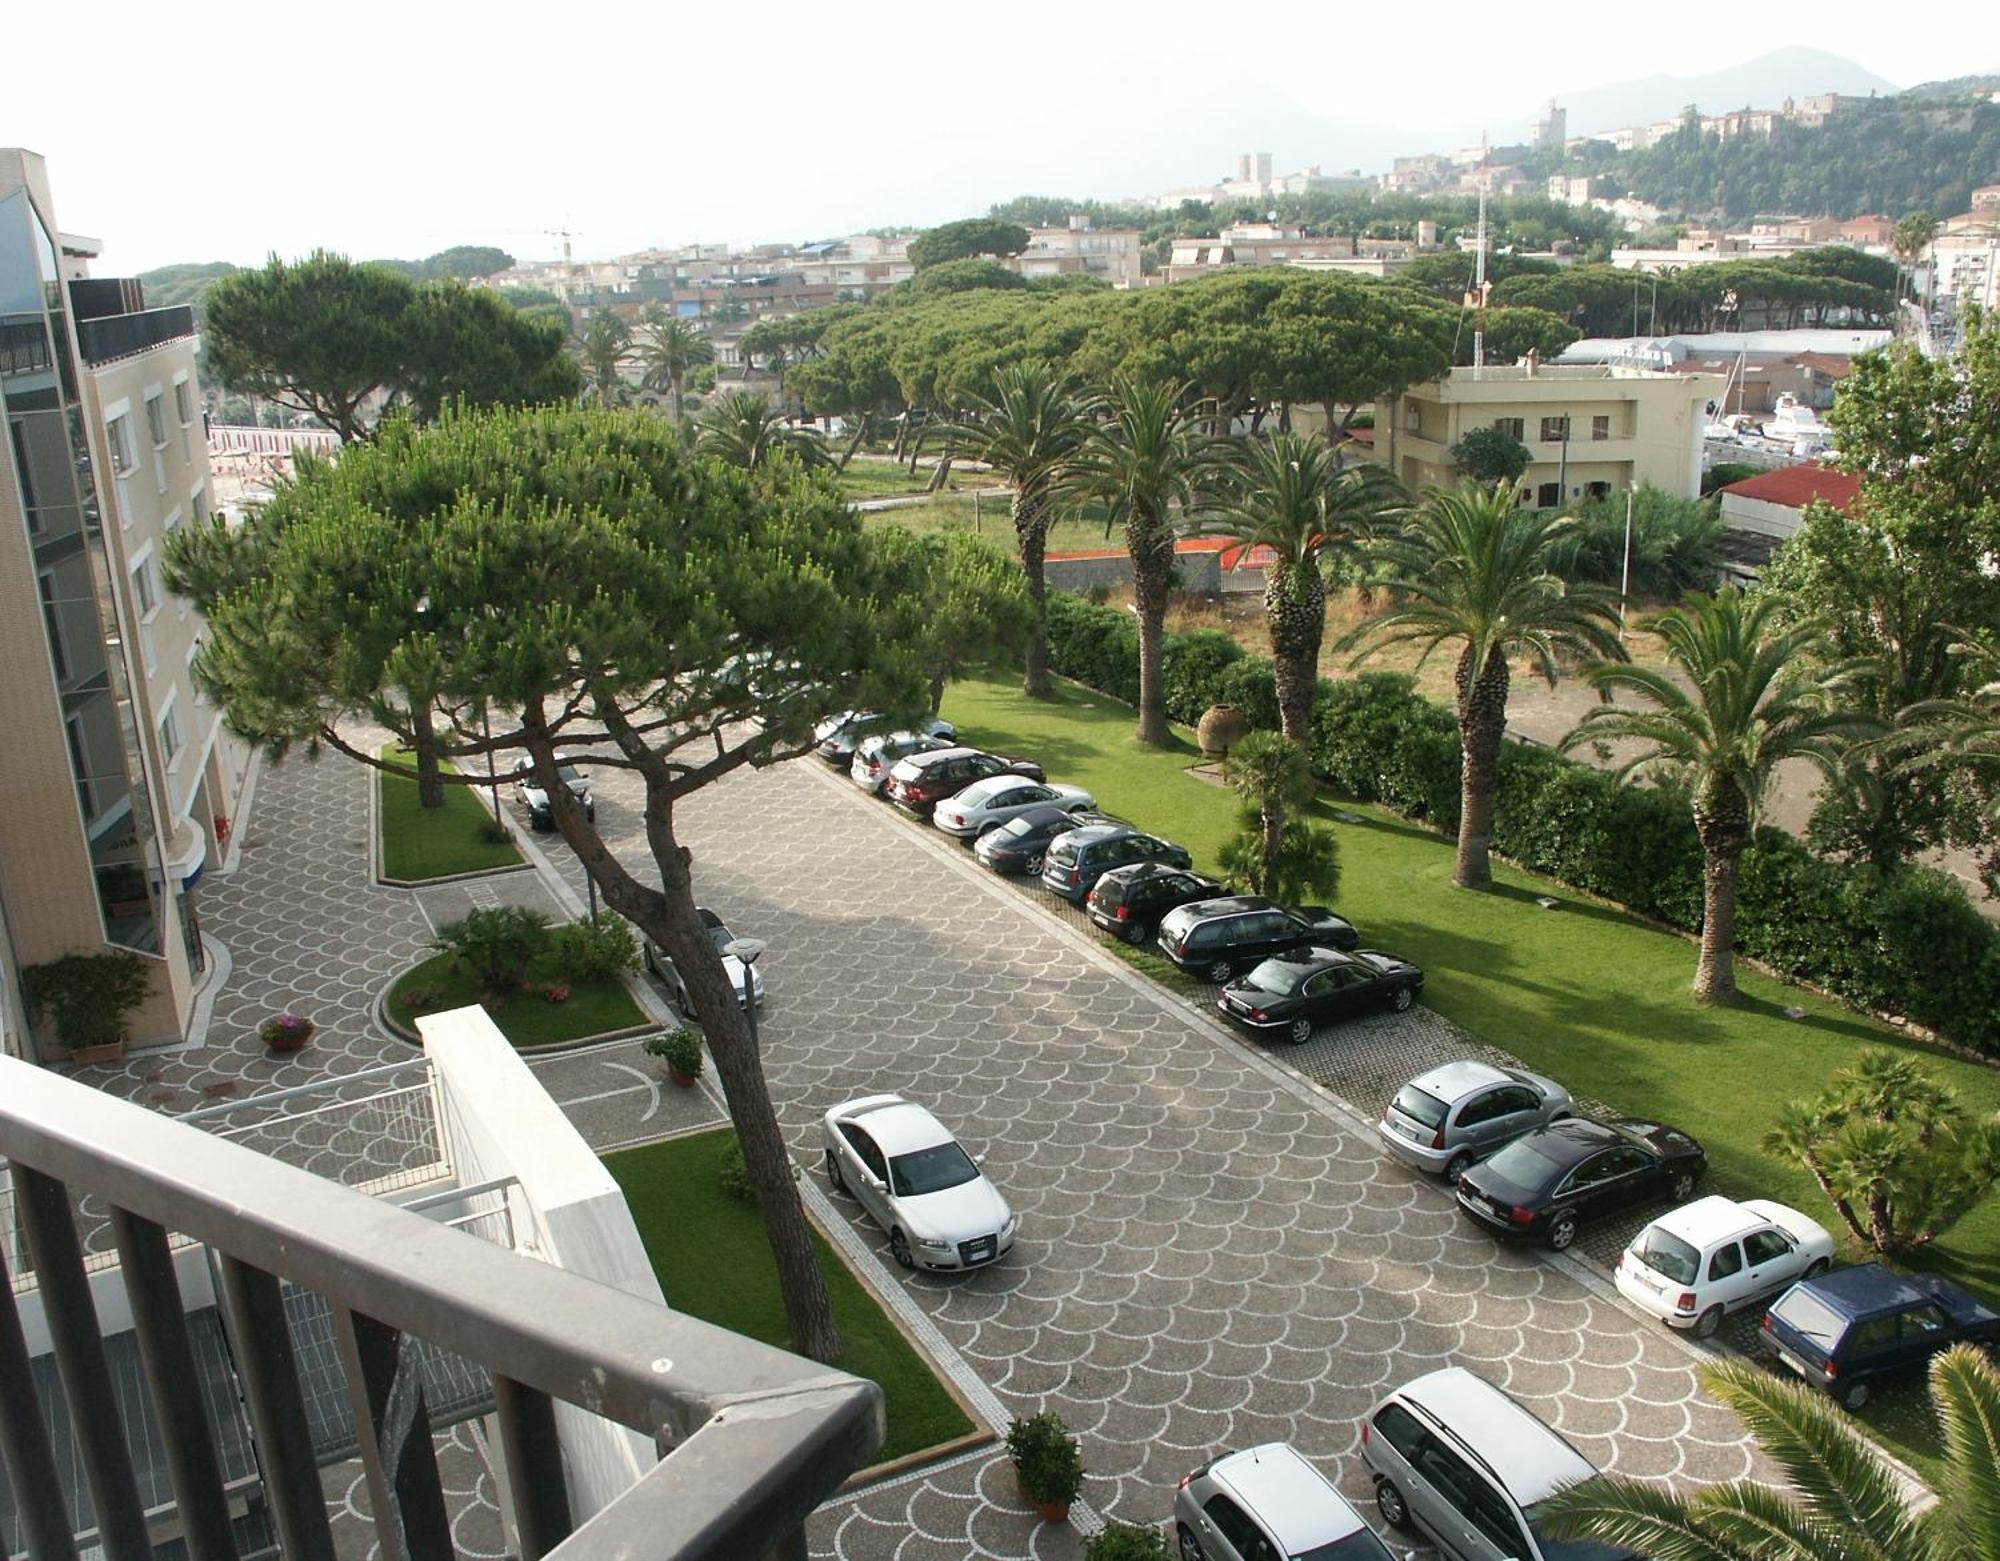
1373;361;1728;506
0;149;250;1059
1013;219;1144;288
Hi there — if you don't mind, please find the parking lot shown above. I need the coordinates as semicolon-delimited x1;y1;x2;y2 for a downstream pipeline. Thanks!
538;748;1771;1559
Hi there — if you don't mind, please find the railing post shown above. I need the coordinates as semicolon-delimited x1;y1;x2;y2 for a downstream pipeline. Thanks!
14;1168;152;1561
110;1208;239;1561
332;1306;452;1561
0;1238;81;1561
493;1374;573;1560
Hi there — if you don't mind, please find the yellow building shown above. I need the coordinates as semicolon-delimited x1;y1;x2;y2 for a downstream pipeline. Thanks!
1373;362;1729;506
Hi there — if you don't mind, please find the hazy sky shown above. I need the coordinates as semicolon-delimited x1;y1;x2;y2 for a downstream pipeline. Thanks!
7;1;1995;273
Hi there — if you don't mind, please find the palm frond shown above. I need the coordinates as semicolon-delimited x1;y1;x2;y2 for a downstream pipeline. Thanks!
1926;1344;2000;1561
1535;1475;1766;1560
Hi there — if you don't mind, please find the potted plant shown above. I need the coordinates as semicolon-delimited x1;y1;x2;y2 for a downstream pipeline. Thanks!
645;1027;704;1087
24;951;150;1064
1084;1524;1170;1561
1006;1411;1084;1523
258;1011;315;1052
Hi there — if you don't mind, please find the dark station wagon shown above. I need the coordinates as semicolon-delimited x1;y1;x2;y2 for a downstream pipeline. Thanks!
1762;1263;2000;1409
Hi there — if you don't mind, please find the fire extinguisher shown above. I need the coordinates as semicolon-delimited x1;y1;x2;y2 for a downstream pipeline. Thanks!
213;814;231;846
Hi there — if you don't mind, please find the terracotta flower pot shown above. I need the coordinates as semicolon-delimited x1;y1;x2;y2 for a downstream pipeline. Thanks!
669;1068;698;1088
1197;703;1250;758
1015;1472;1072;1524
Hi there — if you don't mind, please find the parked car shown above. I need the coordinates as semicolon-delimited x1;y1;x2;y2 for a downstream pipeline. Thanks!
1216;948;1424;1045
850;730;956;795
1377;1061;1574;1181
1175;1442;1397;1561
817;711;954;767
1762;1263;2000;1409
1455;1117;1706;1252
1156;896;1358;983
932;777;1095;839
642;908;764;1018
883;747;1045;817
821;1093;1017;1272
972;806;1126;876
1362;1367;1638;1561
1086;863;1226;945
1616;1196;1834;1338
511;753;595;830
1040;824;1193;902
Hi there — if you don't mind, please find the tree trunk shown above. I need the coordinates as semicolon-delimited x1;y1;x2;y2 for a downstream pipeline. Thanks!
409;700;447;810
928;670;947;714
670;374;684;422
1452;642;1510;888
1691;778;1750;1003
1266;564;1327;743
1259;794;1285;897
835;413;871;473
1016;487;1053;698
890;416;909;463
555;771;843;1364
924;454;953;494
1130;511;1176;746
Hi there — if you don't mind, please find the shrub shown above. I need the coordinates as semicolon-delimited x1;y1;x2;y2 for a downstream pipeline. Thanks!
434;905;550;992
23;951;151;1051
1162;629;1245;725
257;1011;315;1047
476;815;513;845
645;1026;704;1078
551;915;638;985
1085;1524;1171;1561
718;1139;754;1202
1006;1412;1084;1506
1211;657;1280;732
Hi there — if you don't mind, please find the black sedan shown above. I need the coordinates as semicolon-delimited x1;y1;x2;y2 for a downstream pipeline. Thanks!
1456;1118;1706;1252
1215;948;1424;1044
972;806;1125;876
1086;863;1226;945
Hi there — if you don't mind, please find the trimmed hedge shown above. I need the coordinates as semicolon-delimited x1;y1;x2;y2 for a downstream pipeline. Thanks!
1040;591;2000;1052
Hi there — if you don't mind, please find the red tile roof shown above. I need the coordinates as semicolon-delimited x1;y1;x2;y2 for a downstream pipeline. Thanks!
1718;462;1861;512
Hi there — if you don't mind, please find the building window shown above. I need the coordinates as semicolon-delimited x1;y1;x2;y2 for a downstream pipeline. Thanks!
1539;415;1570;443
173;379;195;426
145;393;168;448
1586;480;1611;499
39;571;69;682
1592;415;1611;441
66;714;97;820
1537;482;1562;507
1493;417;1524;440
191;483;211;525
158;697;184;766
130;556;160;617
107;412;137;473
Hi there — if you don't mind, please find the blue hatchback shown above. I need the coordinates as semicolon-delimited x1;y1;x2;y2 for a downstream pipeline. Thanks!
1761;1263;2000;1410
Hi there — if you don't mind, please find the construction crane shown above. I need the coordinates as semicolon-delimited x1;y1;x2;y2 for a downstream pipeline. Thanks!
543;227;582;267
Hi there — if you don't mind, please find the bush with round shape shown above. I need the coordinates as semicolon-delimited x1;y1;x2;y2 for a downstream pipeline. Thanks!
433;905;549;992
1084;1523;1169;1561
552;914;638;985
1006;1411;1084;1516
645;1026;703;1082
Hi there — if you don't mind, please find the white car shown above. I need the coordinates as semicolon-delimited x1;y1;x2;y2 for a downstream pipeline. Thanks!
1615;1195;1834;1337
1175;1442;1395;1561
511;753;594;830
848;730;957;794
642;908;764;1018
931;777;1094;839
822;1094;1017;1272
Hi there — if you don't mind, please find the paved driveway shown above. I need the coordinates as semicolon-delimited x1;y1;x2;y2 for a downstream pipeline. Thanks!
538;752;1767;1559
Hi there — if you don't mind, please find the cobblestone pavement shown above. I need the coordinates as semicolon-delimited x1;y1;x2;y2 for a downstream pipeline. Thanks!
536;752;1771;1559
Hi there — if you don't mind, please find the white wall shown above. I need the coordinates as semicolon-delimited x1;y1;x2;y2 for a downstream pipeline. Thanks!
419;1006;665;1526
1720;492;1805;538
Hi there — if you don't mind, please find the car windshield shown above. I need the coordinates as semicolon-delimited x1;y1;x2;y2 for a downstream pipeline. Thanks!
1242;961;1303;995
1522;1507;1633;1560
1296;1530;1397;1561
956;779;1011;809
705;922;735;955
1482;1137;1567;1192
1632;1225;1701;1285
1769;1287;1848;1347
890;1142;980;1199
1391;1085;1448;1129
555;764;583;787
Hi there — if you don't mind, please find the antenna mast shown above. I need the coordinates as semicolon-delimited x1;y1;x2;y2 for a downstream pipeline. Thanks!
1471;135;1491;379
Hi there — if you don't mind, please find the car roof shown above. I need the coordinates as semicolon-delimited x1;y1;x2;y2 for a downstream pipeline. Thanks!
832;1096;955;1157
1405;1060;1512;1101
1063;823;1135;844
901;745;978;769
1010;804;1078;829
1794;1263;1938;1317
696;908;723;930
1176;895;1274;918
1209;1444;1365;1551
1650;1196;1768;1249
1519;1117;1624;1166
1392;1369;1597;1506
962;775;1038;800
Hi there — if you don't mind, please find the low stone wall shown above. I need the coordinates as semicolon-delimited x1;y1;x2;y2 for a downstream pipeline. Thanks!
1045;549;1222;596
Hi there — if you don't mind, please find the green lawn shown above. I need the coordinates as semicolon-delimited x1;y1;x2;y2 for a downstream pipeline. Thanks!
943;671;1999;1480
860;492;1110;554
604;1131;974;1464
378;746;522;881
833;456;938;499
388;951;648;1049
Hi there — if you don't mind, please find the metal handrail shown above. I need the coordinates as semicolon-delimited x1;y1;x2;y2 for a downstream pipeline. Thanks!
0;1056;883;1560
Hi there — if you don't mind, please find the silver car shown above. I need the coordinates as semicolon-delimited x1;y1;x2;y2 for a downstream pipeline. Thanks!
822;1094;1017;1272
641;908;764;1018
1376;1060;1571;1181
849;730;956;794
1362;1368;1636;1561
1175;1442;1397;1561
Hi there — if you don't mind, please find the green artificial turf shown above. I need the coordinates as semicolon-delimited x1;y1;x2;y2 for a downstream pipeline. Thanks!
603;1131;974;1464
377;746;522;881
387;951;647;1050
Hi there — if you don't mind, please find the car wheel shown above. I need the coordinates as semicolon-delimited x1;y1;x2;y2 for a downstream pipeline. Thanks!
1288;1017;1313;1046
1025;854;1044;876
1443;1150;1473;1182
1206;959;1233;984
1176;1525;1205;1561
1375;1478;1410;1530
889;1229;914;1270
585;802;596;822
1841;1380;1870;1411
1693;1305;1725;1340
675;983;697;1021
825;1150;847;1196
1391;985;1414;1012
1122;920;1149;946
1670;1170;1698;1201
1547;1213;1579;1251
1804;1258;1830;1279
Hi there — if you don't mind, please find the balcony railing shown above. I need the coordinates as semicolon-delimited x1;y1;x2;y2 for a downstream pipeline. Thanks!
0;1055;883;1561
74;307;197;369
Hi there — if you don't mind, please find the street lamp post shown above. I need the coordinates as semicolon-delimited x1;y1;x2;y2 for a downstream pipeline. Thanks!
1619;484;1637;642
724;937;766;1052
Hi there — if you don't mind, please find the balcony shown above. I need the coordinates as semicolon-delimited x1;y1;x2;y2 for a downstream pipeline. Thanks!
74;308;197;369
0;1015;881;1561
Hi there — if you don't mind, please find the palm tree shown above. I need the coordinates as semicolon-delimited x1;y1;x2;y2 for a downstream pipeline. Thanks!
1562;588;1869;1002
1203;435;1406;740
955;363;1095;697
1875;636;2000;832
1341;482;1625;889
635;307;714;421
693;389;827;470
1074;379;1230;745
574;312;630;407
1539;1345;2000;1561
